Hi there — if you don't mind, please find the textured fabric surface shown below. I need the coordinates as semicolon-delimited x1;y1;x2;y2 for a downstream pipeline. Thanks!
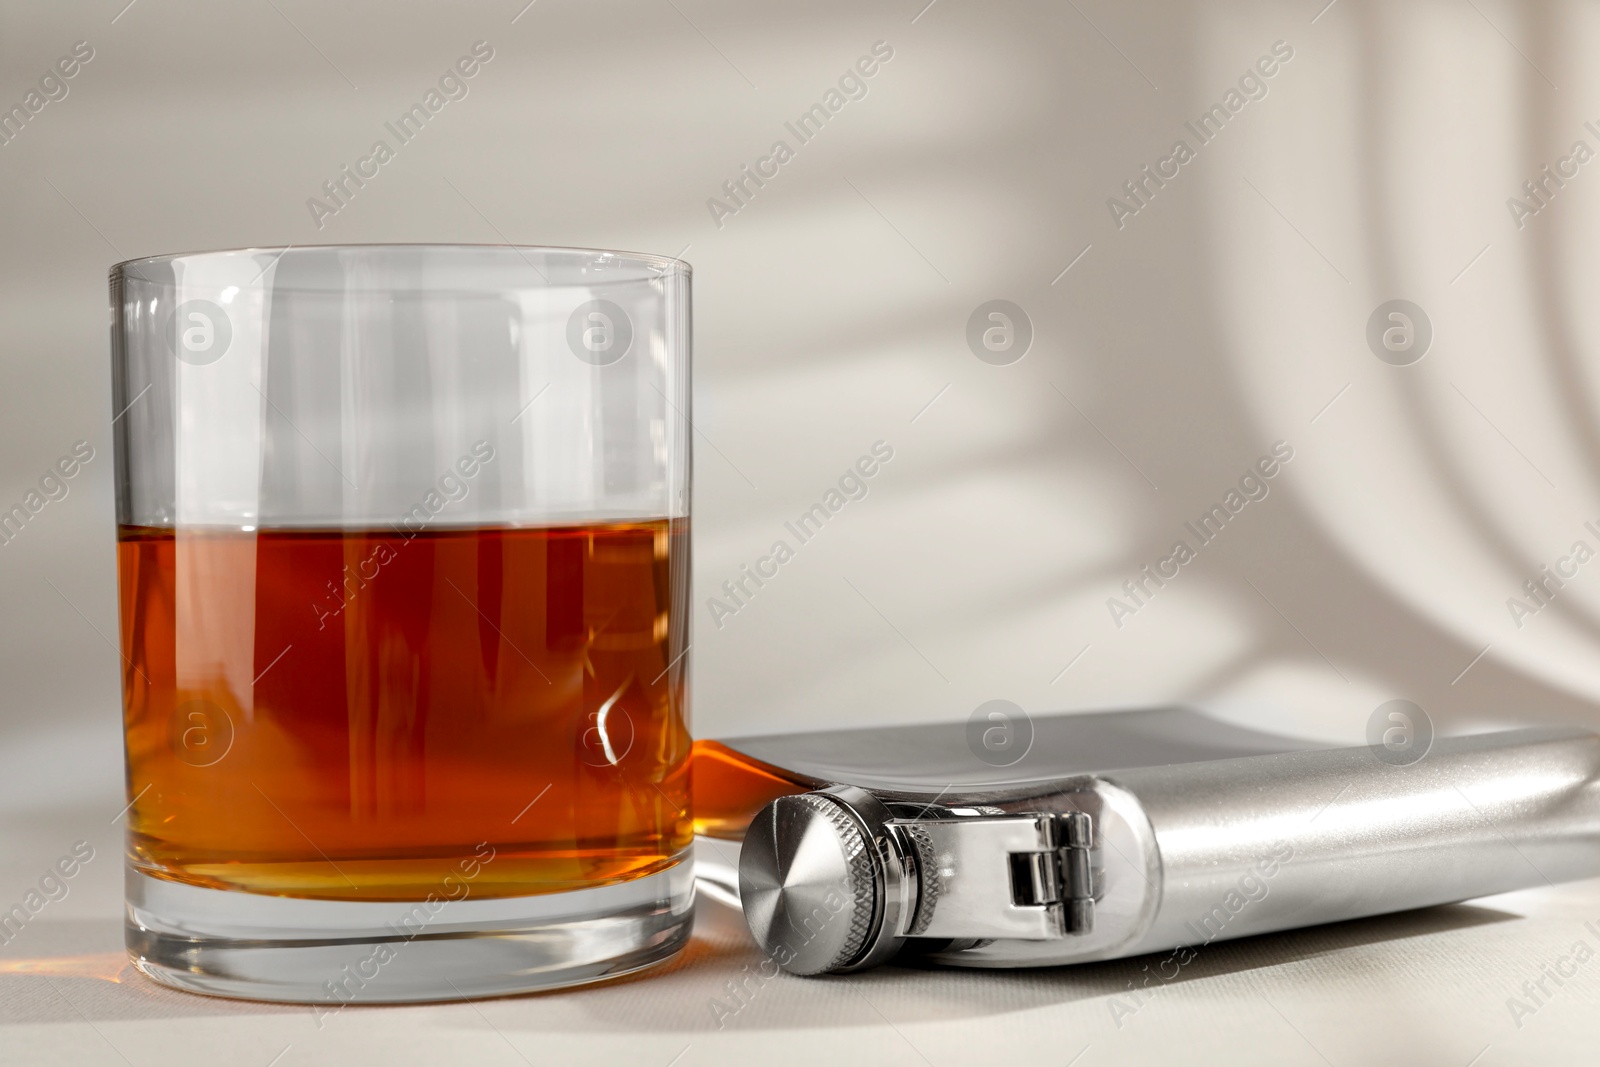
0;823;1596;1066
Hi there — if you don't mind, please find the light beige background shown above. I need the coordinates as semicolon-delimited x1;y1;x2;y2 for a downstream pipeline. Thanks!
4;0;1600;1063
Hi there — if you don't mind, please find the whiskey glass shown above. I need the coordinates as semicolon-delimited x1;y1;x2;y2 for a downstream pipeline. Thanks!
110;245;691;1003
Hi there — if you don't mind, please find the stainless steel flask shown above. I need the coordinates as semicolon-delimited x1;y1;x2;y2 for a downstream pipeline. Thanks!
715;708;1600;975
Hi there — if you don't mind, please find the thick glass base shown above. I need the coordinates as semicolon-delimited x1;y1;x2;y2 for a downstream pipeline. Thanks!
125;859;693;1006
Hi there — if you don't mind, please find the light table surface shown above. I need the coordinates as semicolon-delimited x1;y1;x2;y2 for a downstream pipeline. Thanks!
3;813;1598;1067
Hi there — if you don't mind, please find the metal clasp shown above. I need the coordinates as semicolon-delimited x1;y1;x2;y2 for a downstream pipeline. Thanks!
892;811;1096;941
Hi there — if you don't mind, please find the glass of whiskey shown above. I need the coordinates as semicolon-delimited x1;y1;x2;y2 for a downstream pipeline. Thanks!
110;245;692;1003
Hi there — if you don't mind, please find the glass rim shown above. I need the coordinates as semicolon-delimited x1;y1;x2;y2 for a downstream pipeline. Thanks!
110;242;693;283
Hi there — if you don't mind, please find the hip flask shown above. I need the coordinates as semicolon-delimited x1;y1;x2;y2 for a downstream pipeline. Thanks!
693;708;1600;975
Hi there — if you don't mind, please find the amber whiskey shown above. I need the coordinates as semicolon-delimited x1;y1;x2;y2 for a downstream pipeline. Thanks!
690;739;807;839
117;520;690;902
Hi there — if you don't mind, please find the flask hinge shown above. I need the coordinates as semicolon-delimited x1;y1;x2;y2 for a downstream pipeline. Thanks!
895;810;1096;941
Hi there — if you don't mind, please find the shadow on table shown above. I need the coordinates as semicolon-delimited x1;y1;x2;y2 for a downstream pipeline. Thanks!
503;893;1519;1034
0;897;1517;1031
0;918;304;1025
